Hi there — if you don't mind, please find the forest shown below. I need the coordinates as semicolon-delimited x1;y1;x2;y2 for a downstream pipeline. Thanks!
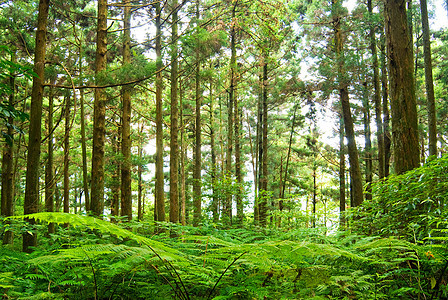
1;0;448;298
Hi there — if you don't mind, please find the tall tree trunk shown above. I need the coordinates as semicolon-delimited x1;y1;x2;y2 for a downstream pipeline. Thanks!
279;105;298;228
333;0;363;207
138;123;144;221
23;0;50;252
79;88;90;211
121;0;132;221
362;82;372;201
339;116;346;228
254;73;263;225
380;34;391;177
155;0;166;228
63;94;71;214
169;0;180;229
420;0;437;157
367;0;384;179
385;0;420;174
90;0;108;216
259;61;269;227
209;79;219;223
180;82;186;225
234;75;243;226
2;56;16;244
193;0;202;227
110;125;121;220
224;2;237;225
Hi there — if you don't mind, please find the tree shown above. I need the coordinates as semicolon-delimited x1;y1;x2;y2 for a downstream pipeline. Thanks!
155;0;166;227
121;0;132;220
332;0;363;207
23;0;50;252
385;0;420;174
420;0;437;158
90;0;108;216
367;0;385;179
193;0;202;227
169;0;180;228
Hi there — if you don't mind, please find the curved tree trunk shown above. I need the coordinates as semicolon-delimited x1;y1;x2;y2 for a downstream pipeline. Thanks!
333;0;363;207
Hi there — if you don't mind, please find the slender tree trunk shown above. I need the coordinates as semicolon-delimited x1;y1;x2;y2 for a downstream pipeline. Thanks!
420;0;437;157
339;116;346;228
193;0;202;227
380;33;391;177
169;0;180;229
234;77;243;226
333;0;363;206
254;73;263;225
259;61;269;227
63;94;70;214
362;82;372;201
121;0;132;221
23;0;50;252
79;88;90;211
138;123;144;221
209;79;219;223
385;0;420;174
155;0;165;228
224;3;237;225
110;125;121;220
367;0;384;179
90;0;108;216
312;162;317;228
2;57;16;244
279;105;297;228
180;80;186;225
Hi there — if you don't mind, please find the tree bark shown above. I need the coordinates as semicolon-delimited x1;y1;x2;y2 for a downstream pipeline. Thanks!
138;123;144;221
23;0;50;252
155;0;166;228
209;79;219;223
170;0;180;230
420;0;437;158
380;33;391;177
224;2;237;225
258;61;269;226
333;0;363;207
385;0;420;174
339;116;346;228
367;0;384;179
79;88;90;211
63;94;70;214
234;85;243;226
2;56;16;244
362;82;372;201
90;0;108;217
180;81;187;225
121;0;132;221
193;0;202;227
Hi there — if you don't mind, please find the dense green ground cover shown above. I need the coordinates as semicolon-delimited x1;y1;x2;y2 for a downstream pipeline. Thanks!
2;155;448;299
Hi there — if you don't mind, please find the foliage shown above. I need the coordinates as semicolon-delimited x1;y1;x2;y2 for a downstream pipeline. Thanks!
349;154;448;241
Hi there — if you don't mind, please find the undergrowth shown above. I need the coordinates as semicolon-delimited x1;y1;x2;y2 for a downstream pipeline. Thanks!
1;155;448;299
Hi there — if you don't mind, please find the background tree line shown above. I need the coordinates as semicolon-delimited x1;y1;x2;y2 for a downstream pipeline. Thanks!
0;0;447;253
